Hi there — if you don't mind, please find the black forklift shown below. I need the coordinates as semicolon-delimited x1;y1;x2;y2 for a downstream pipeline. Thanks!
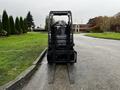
47;11;77;64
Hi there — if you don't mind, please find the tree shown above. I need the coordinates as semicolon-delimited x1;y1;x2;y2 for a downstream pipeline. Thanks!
23;18;28;33
20;17;24;33
87;17;97;26
9;16;16;34
110;16;120;32
100;16;110;32
15;17;21;34
88;16;111;32
2;10;10;36
0;19;2;33
45;16;49;31
26;11;34;30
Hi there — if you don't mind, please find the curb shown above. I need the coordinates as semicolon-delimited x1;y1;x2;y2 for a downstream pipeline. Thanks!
85;35;120;41
0;48;47;90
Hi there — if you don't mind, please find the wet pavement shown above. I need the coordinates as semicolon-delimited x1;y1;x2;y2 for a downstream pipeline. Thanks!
22;34;120;90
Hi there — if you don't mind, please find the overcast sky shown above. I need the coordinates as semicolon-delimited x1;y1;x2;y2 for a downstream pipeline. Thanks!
0;0;120;27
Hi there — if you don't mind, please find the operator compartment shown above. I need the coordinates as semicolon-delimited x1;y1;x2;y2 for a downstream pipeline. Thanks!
54;21;67;49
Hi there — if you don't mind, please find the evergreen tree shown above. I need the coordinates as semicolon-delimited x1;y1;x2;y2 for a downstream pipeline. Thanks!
9;16;16;34
23;18;28;33
45;16;49;31
20;17;23;33
15;17;21;34
2;10;10;36
26;11;34;30
0;19;2;33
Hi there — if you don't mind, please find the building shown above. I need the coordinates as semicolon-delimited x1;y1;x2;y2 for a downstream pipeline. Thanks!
73;24;92;33
33;27;46;32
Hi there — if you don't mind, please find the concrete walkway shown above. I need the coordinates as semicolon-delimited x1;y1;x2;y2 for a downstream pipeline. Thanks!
22;34;120;90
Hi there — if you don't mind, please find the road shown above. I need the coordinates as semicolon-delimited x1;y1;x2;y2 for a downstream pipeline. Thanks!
22;34;120;90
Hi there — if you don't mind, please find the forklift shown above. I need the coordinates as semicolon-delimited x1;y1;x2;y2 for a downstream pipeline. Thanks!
47;11;77;64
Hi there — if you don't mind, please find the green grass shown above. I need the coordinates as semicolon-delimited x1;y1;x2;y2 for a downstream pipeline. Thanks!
85;32;120;40
0;32;47;86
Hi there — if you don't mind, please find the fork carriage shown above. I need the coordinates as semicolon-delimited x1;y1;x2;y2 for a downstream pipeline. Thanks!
47;11;77;63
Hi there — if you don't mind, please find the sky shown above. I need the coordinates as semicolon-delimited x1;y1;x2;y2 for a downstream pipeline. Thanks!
0;0;120;27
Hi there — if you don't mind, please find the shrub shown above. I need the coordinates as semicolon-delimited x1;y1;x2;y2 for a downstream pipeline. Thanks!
0;30;7;36
90;26;104;33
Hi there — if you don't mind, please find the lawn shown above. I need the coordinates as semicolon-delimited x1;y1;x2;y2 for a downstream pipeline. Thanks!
85;32;120;40
0;32;47;86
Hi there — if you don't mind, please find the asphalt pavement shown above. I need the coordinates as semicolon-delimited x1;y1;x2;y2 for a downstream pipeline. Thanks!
22;34;120;90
